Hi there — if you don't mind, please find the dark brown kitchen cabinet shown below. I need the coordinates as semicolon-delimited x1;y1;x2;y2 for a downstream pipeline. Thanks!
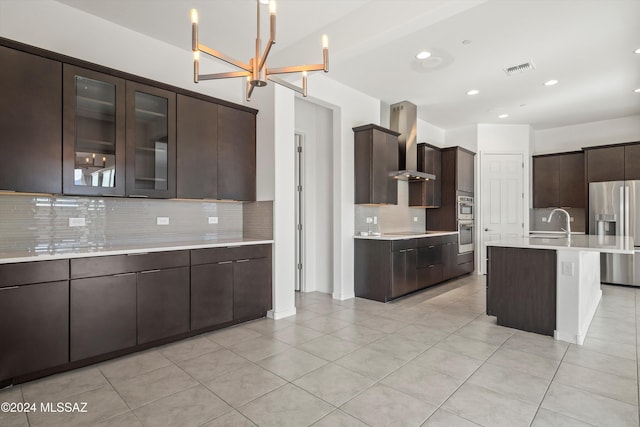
354;124;399;205
410;143;441;207
0;46;62;194
0;259;70;385
533;151;585;208
456;148;475;194
177;95;218;199
391;244;417;299
126;81;176;198
218;105;256;201
70;274;137;361
234;257;272;320
137;267;190;344
63;64;126;196
442;240;458;281
191;262;233;330
623;143;640;180
416;239;444;287
586;145;625;182
191;244;272;324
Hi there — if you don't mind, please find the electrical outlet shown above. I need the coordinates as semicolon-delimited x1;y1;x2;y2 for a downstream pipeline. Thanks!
156;217;169;225
413;216;418;222
366;217;373;224
542;217;547;222
208;216;218;224
561;261;574;276
69;217;85;227
570;217;574;222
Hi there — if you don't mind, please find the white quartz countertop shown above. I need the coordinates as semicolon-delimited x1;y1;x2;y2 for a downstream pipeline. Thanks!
487;235;634;254
354;231;458;240
0;238;274;264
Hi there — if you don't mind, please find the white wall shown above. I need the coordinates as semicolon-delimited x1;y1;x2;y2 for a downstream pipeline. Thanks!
305;74;380;300
295;98;334;294
418;119;446;148
445;125;478;153
533;115;640;155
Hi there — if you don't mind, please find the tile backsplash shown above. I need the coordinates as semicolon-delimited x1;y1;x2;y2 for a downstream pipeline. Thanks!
530;207;585;233
0;194;273;253
355;182;426;234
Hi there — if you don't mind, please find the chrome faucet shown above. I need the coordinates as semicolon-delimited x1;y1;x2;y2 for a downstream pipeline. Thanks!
549;208;571;238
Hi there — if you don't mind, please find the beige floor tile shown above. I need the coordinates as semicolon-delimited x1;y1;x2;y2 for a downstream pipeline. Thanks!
200;409;256;427
257;348;328;381
353;315;406;333
530;408;596;427
580;335;637;361
158;335;222;363
0;412;29;427
239;384;333;427
99;350;172;382
110;364;198;409
454;321;514;346
487;347;561;381
421;409;481;427
341;384;437;427
268;324;325;346
413;347;483;380
203;363;286;407
93;411;144;427
330;324;387;346
442;383;538;427
133;385;231;426
206;325;262;348
502;332;569;361
227;335;292;362
312;409;369;427
435;334;500;361
177;348;253;383
381;360;464;406
467;362;550;405
243;318;297;335
395;323;449;345
554;362;638;405
22;367;108;403
296;334;361;361
300;315;352;334
294;363;375;406
541;382;638;426
365;334;431;362
334;346;407;381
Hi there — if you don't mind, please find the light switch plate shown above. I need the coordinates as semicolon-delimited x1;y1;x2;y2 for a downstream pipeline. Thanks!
208;216;218;224
561;261;574;276
69;217;85;227
157;217;169;225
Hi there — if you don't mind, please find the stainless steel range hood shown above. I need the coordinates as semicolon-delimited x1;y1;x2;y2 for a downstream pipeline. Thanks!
389;101;435;181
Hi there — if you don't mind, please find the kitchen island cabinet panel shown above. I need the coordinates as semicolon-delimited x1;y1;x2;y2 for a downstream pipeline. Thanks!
177;94;218;199
137;266;190;344
191;262;234;330
218;106;256;201
0;46;62;194
0;280;69;384
70;274;137;361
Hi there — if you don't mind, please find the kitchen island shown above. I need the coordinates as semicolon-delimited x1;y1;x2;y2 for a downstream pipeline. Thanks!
486;235;633;344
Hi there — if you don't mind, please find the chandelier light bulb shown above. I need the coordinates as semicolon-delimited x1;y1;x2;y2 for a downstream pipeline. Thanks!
322;34;329;49
193;50;200;61
269;0;276;14
190;9;198;24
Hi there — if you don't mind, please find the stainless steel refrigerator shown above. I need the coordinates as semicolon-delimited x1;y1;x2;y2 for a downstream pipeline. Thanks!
589;180;640;286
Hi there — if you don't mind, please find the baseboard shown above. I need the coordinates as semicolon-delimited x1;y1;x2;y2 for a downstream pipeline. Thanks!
267;307;296;320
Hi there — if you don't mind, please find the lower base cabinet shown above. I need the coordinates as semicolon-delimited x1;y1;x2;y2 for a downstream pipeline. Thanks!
70;274;137;361
234;257;272;320
191;262;234;330
137;267;190;344
0;281;69;382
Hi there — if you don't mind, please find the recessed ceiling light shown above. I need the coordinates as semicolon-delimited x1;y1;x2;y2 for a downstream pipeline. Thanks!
466;89;479;96
634;48;640;54
462;40;472;45
498;114;509;119
415;51;431;59
544;79;559;86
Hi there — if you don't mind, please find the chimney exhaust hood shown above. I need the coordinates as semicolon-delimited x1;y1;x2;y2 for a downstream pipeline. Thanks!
389;101;435;182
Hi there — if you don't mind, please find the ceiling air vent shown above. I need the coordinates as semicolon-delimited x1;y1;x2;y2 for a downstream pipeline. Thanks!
503;61;536;76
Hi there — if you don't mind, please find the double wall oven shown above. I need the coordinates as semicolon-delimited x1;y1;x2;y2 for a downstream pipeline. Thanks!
457;195;474;253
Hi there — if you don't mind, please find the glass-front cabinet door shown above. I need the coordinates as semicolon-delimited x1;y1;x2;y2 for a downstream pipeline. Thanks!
63;65;126;196
125;82;176;198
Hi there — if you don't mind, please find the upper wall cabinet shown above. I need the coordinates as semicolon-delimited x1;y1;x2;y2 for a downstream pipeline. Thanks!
533;151;585;208
586;145;624;183
456;148;475;194
177;95;218;199
354;124;399;205
125;82;176;198
63;65;126;196
0;46;62;194
623;144;640;180
217;105;256;201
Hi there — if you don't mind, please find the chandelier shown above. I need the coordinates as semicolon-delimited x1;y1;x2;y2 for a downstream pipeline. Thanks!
190;0;329;101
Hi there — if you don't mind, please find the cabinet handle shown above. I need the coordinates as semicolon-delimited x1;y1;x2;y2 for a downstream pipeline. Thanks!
218;261;233;265
406;249;414;252
428;245;435;248
127;252;149;256
114;272;136;277
428;265;436;268
140;269;161;274
236;259;251;263
0;286;19;291
129;194;149;198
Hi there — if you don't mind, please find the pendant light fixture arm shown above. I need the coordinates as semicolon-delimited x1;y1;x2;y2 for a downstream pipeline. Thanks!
197;45;252;73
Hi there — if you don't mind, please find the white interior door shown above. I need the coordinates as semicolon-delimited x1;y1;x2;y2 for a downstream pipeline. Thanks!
480;153;524;273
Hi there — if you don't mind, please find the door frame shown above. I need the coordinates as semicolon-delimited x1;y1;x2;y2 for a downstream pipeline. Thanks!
294;132;305;292
477;151;529;274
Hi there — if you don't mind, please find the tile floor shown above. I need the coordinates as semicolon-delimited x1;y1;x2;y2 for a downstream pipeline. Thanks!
1;274;639;426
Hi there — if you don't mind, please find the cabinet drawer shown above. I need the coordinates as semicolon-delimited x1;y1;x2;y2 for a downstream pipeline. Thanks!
0;259;69;288
391;239;417;251
458;252;474;265
417;245;443;268
191;244;270;265
70;250;189;279
417;264;443;288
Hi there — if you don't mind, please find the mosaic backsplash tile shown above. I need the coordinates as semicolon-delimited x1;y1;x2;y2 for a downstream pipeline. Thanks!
355;182;426;234
0;194;273;253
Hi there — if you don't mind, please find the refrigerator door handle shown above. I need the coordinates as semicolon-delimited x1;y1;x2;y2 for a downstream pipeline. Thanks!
620;186;625;236
625;185;630;238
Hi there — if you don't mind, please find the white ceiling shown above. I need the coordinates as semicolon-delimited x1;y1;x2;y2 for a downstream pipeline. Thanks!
56;0;640;130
